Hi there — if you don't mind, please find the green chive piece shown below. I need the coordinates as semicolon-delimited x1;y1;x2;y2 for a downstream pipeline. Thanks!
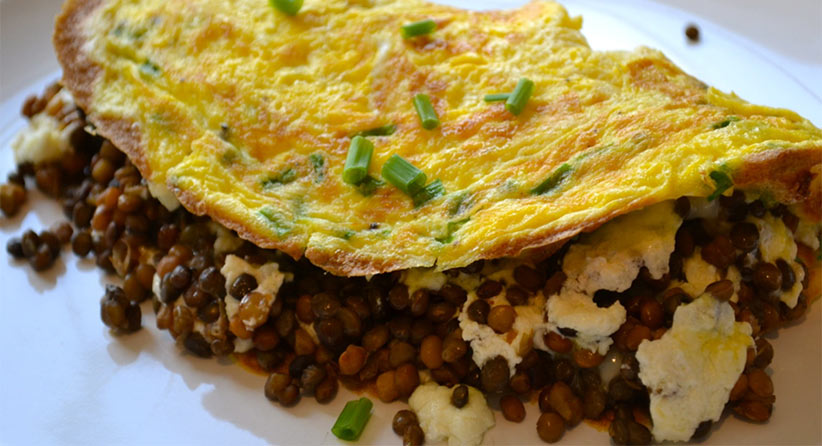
531;163;572;195
343;136;374;185
270;0;303;15
357;175;384;197
413;179;445;207
331;397;373;441
707;170;733;201
711;116;740;129
401;19;437;39
505;78;534;115
484;93;510;103
436;217;470;244
413;94;440;130
382;154;427;196
355;124;397;137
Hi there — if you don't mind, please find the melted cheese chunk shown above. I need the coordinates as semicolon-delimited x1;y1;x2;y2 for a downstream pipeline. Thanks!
402;268;447;294
459;291;544;375
408;383;495;446
636;294;753;442
543;202;681;354
678;249;742;302
561;201;682;294
11;92;76;164
752;214;804;308
544;289;626;355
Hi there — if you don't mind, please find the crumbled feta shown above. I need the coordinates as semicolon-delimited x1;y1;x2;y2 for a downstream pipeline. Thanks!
211;222;244;255
234;337;254;353
795;219;821;250
402;268;447;293
543;289;626;355
408;383;495;446
678;249;742;302
459;292;544;375
636;294;753;442
751;214;804;308
562;201;682;294
220;255;289;330
11;110;74;164
146;179;180;210
540;202;680;354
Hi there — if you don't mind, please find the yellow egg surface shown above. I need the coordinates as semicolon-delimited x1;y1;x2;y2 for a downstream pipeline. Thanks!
54;0;822;275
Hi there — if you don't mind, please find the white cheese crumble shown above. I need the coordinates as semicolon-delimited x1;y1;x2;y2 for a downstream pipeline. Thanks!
11;100;75;164
677;249;742;302
211;222;244;255
459;292;544;375
795;219;821;250
408;383;495;446
541;201;681;354
146;179;181;211
562;201;682;294
636;294;753;442
544;289;626;355
751;214;805;308
402;268;447;293
220;255;290;351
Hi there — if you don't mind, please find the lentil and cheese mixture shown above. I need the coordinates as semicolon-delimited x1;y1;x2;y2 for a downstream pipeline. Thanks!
3;84;821;445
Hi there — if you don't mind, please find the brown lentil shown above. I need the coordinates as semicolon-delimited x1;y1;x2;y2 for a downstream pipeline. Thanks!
747;368;774;397
363;325;390;352
394;363;420;398
753;262;782;292
0;183;27;217
441;334;467;363
536;412;566;443
466;299;490;324
572;348;604;369
420;335;444;370
376;370;399;402
701;235;736;270
389;284;410;310
480;356;509;393
548;381;584;426
392;410;418;436
230;273;258;299
339;345;367;375
6;238;24;259
487;305;516;333
500;395;526;422
505;286;529;306
255;325;282;352
476;280;503;299
402;424;424;446
451;384;469;408
409;289;430;317
730;222;759;252
639;297;664;329
439;283;467;306
514;265;544;292
314;375;338;403
705;279;735;301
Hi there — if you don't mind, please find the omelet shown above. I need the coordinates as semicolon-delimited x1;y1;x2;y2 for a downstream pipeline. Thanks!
54;0;822;276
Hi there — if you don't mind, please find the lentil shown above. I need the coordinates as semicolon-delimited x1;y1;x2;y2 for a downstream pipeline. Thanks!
402;424;424;446
536;412;566;443
500;395;526;422
451;384;469;408
392;410;418;435
487;305;516;333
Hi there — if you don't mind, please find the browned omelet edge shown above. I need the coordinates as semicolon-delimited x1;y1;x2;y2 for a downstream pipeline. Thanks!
53;0;822;277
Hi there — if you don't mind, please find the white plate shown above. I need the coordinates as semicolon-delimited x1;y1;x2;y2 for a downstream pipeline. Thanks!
0;1;820;445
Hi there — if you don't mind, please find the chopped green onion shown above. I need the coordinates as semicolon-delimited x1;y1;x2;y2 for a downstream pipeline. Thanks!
309;153;325;182
505;78;534;115
712;116;740;129
401;19;437;39
531;163;572;195
343;136;374;185
413;94;440;130
484;93;510;103
382;154;427;196
413;179;445;207
355;124;397;137
270;0;303;15
262;168;297;189
707;170;733;201
331;397;373;441
357;176;384;196
436;217;470;244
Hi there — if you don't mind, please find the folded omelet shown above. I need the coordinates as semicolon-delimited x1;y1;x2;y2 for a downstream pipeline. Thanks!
54;0;822;275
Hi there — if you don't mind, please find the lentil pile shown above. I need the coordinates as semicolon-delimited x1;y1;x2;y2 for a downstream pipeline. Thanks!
3;83;818;445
